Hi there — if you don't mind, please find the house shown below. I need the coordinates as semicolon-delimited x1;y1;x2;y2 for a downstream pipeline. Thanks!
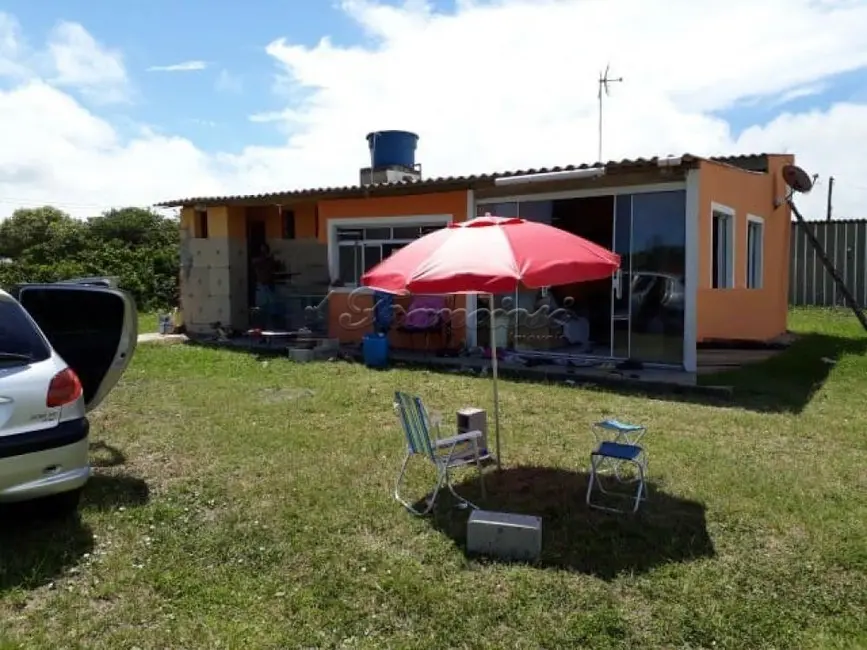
156;131;793;374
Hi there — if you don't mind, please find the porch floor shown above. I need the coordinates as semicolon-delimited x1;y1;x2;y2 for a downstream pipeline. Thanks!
182;332;788;398
388;349;699;387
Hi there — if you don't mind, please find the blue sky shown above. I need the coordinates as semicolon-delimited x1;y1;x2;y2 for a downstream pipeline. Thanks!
1;0;866;219
1;0;462;152
717;67;867;139
2;0;378;151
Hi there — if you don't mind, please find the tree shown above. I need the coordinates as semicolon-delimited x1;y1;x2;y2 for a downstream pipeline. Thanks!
0;206;180;311
0;207;75;259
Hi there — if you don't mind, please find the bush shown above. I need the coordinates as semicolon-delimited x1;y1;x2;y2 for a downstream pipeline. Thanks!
0;206;179;312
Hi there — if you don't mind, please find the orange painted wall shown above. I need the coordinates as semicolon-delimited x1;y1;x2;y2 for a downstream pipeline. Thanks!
317;191;470;348
696;156;793;341
244;202;318;240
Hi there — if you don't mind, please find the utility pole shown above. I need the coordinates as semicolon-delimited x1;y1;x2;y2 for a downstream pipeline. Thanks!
597;64;623;163
826;176;834;221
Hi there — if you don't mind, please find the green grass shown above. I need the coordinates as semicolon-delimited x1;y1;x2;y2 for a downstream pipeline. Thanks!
137;311;159;334
1;308;866;648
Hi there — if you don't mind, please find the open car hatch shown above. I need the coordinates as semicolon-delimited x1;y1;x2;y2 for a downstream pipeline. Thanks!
16;282;138;412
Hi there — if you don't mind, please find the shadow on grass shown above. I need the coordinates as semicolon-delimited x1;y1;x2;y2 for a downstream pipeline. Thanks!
696;332;867;413
89;441;126;468
415;466;714;579
180;327;867;414
394;331;867;415
0;473;149;591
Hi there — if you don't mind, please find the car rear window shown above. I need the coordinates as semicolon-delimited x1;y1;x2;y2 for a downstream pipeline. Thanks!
0;298;51;364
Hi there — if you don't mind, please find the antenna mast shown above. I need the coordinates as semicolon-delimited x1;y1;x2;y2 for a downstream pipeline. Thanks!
597;64;623;163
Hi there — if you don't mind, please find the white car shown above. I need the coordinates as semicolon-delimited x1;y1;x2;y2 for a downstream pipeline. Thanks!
0;281;137;514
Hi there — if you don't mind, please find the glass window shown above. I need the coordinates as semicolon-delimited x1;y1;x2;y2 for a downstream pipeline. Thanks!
382;243;405;258
337;228;363;242
335;223;444;285
338;245;359;284
363;245;382;273
517;200;553;224
391;226;419;239
476;202;519;218
0;299;51;365
711;209;734;289
747;218;764;289
364;227;391;240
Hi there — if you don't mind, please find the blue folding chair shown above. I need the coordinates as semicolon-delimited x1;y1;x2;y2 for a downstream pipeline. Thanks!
586;420;648;514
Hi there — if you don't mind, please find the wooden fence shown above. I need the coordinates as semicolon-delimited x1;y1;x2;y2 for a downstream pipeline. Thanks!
789;219;867;307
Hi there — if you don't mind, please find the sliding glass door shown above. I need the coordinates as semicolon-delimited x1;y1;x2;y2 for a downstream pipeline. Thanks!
475;191;686;366
610;190;686;365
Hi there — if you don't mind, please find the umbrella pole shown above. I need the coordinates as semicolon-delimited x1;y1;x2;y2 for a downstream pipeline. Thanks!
489;293;502;470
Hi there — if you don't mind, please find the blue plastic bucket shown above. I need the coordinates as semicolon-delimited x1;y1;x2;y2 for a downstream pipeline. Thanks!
362;333;389;368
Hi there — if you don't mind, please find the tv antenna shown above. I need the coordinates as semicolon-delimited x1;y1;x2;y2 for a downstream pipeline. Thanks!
597;64;623;163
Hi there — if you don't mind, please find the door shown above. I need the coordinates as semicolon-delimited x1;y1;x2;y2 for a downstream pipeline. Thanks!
247;220;267;307
16;284;138;411
628;191;687;365
611;195;632;358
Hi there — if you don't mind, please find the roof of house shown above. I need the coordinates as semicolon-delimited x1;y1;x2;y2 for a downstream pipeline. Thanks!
155;153;776;208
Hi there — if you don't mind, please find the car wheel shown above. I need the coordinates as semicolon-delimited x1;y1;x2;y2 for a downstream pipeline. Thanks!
38;488;83;519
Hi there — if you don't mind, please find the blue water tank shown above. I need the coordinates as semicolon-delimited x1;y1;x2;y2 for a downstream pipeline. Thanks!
362;332;390;369
366;130;419;169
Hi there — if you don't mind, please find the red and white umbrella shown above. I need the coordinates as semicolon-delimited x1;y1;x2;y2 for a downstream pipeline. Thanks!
362;215;620;467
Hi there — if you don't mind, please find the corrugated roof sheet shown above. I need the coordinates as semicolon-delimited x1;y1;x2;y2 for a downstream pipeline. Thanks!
155;153;774;208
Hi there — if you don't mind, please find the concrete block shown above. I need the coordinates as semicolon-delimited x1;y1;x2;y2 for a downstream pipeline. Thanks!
466;510;542;562
187;267;210;295
228;239;247;265
208;267;232;297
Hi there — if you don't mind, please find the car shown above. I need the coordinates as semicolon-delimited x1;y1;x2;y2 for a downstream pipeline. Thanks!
0;280;137;515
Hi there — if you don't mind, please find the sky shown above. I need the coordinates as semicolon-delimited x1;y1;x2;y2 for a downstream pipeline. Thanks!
1;0;867;220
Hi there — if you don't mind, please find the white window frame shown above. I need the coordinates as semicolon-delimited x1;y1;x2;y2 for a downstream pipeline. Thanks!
746;214;764;290
710;203;735;289
327;214;453;291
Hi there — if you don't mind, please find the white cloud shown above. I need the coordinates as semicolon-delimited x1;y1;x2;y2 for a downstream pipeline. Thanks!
147;60;208;72
215;68;242;93
46;21;129;103
1;1;867;220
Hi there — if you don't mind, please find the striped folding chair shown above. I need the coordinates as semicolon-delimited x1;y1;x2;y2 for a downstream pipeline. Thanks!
393;391;488;516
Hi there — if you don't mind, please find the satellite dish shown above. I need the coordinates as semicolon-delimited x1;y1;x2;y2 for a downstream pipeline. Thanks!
782;164;813;194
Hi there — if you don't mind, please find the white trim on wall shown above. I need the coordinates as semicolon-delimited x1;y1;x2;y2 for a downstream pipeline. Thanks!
683;170;700;373
710;202;736;289
465;189;478;347
746;214;765;290
326;214;453;292
476;181;687;205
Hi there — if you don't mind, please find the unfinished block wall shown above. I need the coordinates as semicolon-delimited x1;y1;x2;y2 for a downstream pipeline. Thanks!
179;206;249;334
179;203;332;334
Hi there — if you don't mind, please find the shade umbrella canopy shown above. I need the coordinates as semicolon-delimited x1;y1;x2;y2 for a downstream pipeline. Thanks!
360;215;621;470
360;215;620;294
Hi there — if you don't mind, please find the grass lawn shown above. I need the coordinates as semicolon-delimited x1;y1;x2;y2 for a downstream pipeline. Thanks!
137;311;159;334
1;308;865;648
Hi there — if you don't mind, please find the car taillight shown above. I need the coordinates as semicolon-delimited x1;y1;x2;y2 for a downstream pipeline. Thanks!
47;368;83;407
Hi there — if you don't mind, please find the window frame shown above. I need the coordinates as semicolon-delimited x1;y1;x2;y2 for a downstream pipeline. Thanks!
327;215;453;290
746;214;764;290
710;203;735;289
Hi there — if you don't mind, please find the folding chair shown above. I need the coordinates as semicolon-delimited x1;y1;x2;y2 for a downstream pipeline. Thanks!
393;391;488;516
586;441;648;514
592;419;647;482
